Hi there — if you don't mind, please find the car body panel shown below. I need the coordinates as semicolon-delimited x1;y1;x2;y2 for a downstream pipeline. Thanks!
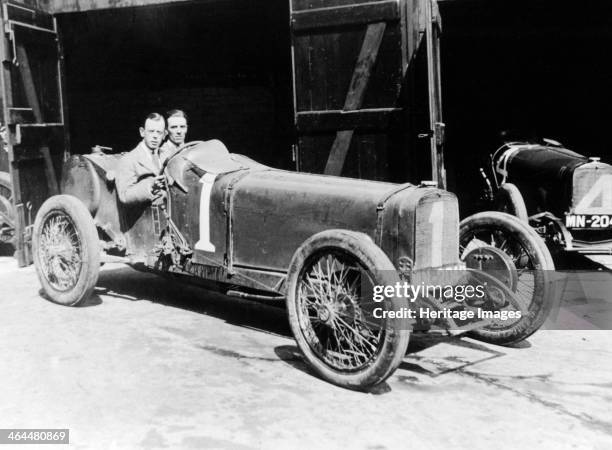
230;170;392;271
497;144;588;217
60;141;462;292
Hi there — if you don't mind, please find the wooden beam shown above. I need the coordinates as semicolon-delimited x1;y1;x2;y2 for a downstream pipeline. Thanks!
324;22;386;176
7;1;52;14
8;107;36;124
297;108;401;132
41;145;59;195
292;1;399;32
5;2;54;29
47;0;203;14
16;44;43;123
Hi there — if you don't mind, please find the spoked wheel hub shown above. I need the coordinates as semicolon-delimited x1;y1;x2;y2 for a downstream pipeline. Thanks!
39;212;83;292
297;251;382;371
33;195;101;307
315;292;357;324
286;230;410;389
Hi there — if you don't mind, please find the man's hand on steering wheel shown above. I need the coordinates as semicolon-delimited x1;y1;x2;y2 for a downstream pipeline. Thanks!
152;174;165;191
150;174;167;204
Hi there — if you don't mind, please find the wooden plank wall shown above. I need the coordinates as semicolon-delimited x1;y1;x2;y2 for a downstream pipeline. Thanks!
47;0;207;13
291;0;410;181
3;0;53;13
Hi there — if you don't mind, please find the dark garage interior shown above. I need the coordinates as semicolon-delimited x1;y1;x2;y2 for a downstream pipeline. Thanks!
57;0;295;169
55;0;612;216
439;0;612;215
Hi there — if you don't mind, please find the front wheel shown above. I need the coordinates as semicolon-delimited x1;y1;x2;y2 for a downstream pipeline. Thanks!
33;195;100;306
286;230;410;390
494;183;528;222
460;212;554;346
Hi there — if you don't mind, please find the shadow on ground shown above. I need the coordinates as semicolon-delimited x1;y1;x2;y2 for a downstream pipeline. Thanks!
94;265;517;392
96;266;291;337
0;243;14;257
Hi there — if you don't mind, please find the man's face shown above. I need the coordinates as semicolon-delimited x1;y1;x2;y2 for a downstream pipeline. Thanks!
140;118;165;150
167;116;188;146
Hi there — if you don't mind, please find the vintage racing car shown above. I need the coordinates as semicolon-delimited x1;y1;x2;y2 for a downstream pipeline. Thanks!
31;140;554;389
480;140;612;269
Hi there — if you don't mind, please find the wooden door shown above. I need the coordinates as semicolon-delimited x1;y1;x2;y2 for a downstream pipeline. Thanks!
289;0;445;185
290;0;407;180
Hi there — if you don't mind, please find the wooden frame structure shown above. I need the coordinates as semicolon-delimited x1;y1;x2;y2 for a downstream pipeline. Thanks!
0;0;445;267
289;0;445;182
0;0;68;266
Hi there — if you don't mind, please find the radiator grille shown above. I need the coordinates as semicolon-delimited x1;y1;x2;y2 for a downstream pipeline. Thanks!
414;194;459;269
572;162;612;213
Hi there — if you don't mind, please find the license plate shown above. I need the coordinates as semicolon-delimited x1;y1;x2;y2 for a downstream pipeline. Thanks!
565;214;612;229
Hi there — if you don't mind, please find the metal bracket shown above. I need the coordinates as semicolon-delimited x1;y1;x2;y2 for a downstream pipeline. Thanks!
152;205;162;237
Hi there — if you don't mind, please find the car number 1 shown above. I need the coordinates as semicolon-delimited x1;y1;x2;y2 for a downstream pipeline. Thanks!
195;172;217;252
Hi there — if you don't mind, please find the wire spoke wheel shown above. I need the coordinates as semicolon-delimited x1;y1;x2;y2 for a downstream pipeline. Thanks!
462;229;536;328
286;230;410;390
0;195;14;244
460;212;554;346
39;213;83;291
0;172;15;245
33;195;100;306
297;251;383;371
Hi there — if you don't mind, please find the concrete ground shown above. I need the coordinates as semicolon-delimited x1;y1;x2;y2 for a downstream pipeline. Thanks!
1;256;611;450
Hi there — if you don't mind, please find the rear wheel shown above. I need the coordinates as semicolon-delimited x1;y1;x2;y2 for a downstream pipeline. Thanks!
286;230;410;390
460;212;554;345
33;195;100;306
0;171;15;246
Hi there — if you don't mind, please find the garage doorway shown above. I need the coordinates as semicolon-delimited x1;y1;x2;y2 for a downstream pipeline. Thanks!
57;0;295;169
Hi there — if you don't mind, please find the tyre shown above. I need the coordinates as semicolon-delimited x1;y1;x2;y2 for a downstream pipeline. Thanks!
33;195;100;306
494;183;528;222
286;229;411;390
459;211;554;346
0;171;15;246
